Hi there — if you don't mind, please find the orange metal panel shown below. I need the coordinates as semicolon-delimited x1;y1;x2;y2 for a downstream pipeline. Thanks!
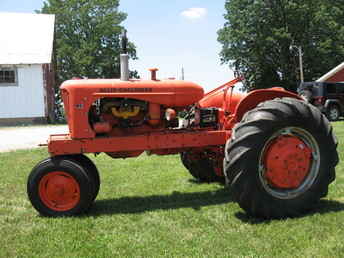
61;79;204;107
48;130;227;156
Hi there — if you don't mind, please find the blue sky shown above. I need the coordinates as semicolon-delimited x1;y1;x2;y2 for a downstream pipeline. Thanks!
0;0;234;92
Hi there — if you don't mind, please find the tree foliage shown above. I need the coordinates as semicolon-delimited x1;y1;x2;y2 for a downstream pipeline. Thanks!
39;0;138;85
218;0;344;92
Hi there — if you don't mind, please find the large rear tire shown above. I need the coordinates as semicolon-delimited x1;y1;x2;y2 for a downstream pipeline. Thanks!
180;152;224;183
224;98;338;219
27;156;94;217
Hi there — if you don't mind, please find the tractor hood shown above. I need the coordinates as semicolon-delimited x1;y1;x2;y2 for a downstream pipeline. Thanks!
60;78;204;107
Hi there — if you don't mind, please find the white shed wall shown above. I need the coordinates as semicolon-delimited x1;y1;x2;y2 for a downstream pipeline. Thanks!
0;65;45;118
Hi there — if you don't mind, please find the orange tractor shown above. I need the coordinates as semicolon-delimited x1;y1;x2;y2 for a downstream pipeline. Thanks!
27;34;338;219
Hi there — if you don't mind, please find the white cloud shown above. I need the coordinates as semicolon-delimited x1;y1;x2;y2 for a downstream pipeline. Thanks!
181;8;207;20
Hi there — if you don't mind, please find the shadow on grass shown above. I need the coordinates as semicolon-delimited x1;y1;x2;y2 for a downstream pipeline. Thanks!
187;178;225;185
88;188;232;216
234;199;344;224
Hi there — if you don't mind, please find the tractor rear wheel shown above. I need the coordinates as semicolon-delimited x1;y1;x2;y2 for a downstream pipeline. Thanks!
180;152;224;183
27;156;94;217
224;98;338;219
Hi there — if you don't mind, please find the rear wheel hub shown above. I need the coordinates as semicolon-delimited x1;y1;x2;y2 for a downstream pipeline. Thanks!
263;135;312;189
259;127;320;199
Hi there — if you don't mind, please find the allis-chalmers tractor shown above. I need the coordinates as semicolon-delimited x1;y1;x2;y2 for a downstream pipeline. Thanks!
27;35;338;219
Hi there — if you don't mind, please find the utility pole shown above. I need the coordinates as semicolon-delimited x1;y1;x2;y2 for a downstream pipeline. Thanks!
298;46;304;83
181;67;185;80
290;45;304;83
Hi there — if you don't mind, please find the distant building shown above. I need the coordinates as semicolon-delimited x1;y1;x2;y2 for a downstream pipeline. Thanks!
0;12;55;125
317;62;344;82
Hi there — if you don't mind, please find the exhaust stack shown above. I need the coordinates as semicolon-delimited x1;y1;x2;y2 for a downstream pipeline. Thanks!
120;30;129;81
120;54;129;81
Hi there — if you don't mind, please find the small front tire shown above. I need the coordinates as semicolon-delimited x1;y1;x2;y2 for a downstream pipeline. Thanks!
71;154;100;201
27;156;94;217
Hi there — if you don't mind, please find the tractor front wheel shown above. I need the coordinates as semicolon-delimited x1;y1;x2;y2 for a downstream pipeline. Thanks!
71;154;100;201
27;156;94;217
225;98;338;219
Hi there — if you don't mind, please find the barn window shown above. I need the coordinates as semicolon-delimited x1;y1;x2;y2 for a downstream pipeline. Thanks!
0;68;18;86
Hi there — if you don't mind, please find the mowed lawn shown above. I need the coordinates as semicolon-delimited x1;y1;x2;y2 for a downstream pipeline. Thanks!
1;123;344;257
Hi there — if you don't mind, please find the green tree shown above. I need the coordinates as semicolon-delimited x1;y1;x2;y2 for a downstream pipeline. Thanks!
38;0;138;121
40;0;137;82
218;0;344;92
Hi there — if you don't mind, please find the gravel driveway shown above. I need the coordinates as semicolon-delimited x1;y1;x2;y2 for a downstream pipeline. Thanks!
0;125;68;152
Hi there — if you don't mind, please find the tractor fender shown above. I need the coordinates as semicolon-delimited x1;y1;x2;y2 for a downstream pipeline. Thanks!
233;87;301;123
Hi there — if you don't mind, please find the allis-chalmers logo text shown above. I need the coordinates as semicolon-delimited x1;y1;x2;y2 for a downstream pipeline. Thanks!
99;88;153;93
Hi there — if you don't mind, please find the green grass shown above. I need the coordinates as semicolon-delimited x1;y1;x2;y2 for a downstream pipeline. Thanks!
1;122;344;257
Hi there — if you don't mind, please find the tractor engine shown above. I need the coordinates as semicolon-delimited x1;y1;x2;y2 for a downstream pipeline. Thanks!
90;97;221;135
90;98;150;132
181;106;220;128
88;98;223;139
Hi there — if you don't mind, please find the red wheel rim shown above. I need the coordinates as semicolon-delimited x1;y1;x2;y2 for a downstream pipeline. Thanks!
39;171;80;211
258;127;320;200
262;135;312;189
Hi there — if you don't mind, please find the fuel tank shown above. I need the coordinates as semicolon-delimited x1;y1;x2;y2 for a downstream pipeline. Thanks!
61;78;204;107
199;89;246;114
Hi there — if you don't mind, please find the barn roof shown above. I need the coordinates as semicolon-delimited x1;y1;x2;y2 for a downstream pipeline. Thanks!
0;12;55;65
317;62;344;82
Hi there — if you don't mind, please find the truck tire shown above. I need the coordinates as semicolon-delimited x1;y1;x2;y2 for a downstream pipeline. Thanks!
71;154;100;201
224;98;338;219
180;152;224;183
27;156;94;217
326;105;340;121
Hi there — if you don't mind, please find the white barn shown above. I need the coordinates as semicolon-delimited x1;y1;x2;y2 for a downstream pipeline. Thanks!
0;12;55;125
